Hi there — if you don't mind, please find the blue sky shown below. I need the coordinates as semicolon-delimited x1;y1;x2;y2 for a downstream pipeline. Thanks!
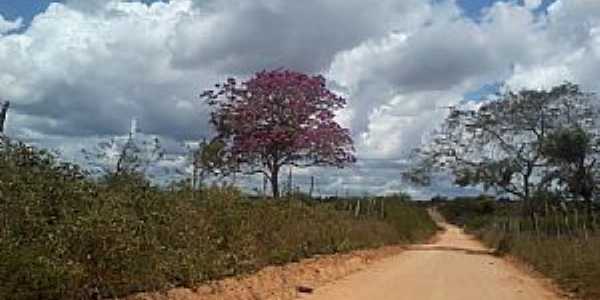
458;0;555;19
0;0;56;23
0;0;162;24
2;0;556;26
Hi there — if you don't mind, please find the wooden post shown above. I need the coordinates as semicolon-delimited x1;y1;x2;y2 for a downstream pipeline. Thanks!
287;166;293;197
371;198;376;216
309;176;314;199
354;199;361;218
574;208;579;236
555;208;561;238
564;211;570;237
534;212;540;238
583;216;589;240
262;174;268;199
192;148;199;199
0;101;9;134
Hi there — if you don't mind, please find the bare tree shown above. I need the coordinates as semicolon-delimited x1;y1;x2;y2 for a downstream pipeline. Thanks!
82;120;165;177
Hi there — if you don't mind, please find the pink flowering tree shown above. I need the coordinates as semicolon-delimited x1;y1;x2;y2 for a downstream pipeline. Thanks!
200;69;356;198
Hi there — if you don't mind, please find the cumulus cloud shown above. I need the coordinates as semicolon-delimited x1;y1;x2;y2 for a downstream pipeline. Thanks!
0;14;22;34
328;1;538;156
2;0;600;197
524;0;543;10
169;0;432;74
505;0;600;91
0;1;211;140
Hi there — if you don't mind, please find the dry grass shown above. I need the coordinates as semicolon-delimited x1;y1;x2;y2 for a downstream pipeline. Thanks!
438;197;600;300
0;140;437;300
480;231;600;300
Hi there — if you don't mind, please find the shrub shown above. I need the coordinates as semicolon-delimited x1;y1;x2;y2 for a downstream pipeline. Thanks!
0;139;436;299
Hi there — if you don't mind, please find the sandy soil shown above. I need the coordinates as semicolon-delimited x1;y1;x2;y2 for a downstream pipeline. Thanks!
130;210;565;300
128;245;407;300
300;220;564;300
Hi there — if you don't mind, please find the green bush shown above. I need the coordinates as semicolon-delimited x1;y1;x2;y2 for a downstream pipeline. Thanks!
0;140;436;299
438;195;498;231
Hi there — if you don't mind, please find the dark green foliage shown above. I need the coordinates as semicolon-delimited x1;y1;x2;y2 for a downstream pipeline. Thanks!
542;127;598;208
0;139;436;300
437;195;498;230
543;127;591;165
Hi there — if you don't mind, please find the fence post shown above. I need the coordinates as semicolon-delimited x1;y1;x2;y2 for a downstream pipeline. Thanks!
0;101;9;134
574;208;579;236
555;208;561;238
564;211;570;237
354;199;361;218
309;176;314;199
533;212;540;238
583;217;589;240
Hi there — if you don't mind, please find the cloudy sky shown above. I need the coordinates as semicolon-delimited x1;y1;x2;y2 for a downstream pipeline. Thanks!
1;0;599;198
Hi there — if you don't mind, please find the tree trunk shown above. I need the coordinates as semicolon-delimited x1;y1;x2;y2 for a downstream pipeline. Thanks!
192;163;198;190
0;101;9;134
522;169;535;222
270;165;280;199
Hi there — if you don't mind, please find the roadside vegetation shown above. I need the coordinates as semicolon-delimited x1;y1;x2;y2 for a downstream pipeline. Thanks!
0;137;436;300
438;196;600;300
408;82;600;299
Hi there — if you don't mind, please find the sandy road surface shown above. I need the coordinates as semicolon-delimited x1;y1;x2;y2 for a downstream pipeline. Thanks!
300;217;563;300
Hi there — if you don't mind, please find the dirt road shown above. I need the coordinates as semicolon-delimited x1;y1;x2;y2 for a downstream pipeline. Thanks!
300;217;563;300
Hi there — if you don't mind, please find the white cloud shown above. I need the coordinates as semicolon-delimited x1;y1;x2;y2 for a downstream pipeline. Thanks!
0;14;21;34
2;0;600;197
504;0;600;91
524;0;542;10
169;0;431;74
0;1;211;139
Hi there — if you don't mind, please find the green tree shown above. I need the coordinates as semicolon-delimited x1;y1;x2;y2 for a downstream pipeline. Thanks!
543;127;598;214
407;83;598;216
